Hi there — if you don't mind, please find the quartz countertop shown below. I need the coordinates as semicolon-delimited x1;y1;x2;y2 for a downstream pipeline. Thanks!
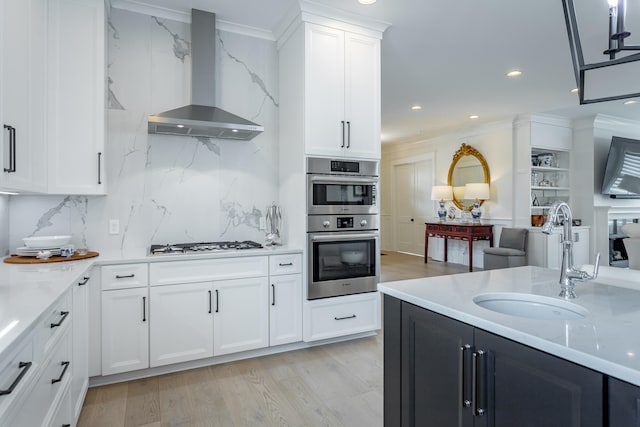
379;266;640;386
0;245;303;361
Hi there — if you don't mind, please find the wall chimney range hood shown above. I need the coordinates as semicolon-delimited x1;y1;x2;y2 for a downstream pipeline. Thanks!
148;9;264;141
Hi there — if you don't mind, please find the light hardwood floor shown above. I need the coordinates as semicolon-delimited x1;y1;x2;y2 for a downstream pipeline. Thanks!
78;253;466;427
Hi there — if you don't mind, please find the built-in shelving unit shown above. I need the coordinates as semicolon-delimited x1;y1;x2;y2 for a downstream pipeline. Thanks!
529;147;571;217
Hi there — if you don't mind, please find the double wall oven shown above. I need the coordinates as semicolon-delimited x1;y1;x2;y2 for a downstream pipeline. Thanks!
306;157;380;300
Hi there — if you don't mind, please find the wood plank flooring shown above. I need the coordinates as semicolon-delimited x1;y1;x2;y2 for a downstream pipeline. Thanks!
78;252;467;427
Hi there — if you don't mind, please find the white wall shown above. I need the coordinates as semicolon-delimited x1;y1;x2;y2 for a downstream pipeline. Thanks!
7;7;280;256
381;120;513;268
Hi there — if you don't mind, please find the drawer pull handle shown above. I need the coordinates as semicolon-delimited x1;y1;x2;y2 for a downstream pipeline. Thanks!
78;276;90;286
208;290;212;314
334;314;356;321
0;361;32;396
51;361;70;384
215;289;219;313
142;296;147;322
271;284;276;306
115;274;135;279
50;311;70;328
278;262;293;267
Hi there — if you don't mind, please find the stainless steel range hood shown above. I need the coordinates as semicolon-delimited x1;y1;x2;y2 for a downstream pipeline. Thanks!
148;9;264;141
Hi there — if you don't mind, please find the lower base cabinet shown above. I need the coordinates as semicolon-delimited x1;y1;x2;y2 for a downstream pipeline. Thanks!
609;377;640;426
384;296;603;427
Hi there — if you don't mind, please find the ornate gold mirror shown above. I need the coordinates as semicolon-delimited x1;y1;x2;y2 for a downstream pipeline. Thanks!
447;143;490;210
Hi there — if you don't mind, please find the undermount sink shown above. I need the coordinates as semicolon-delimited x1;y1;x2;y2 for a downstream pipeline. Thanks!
473;293;589;320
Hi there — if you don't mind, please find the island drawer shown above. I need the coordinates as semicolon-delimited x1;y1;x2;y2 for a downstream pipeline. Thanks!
0;332;36;419
269;254;302;276
101;263;149;290
37;292;71;357
149;256;269;286
304;292;381;342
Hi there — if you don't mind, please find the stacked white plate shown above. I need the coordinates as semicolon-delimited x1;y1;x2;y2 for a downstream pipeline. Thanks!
15;235;72;257
15;247;62;257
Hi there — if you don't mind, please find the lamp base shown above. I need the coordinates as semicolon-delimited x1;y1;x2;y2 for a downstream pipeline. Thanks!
437;201;446;221
471;201;482;222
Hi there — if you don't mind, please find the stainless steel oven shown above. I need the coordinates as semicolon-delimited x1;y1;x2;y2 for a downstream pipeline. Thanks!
307;214;379;300
307;157;378;215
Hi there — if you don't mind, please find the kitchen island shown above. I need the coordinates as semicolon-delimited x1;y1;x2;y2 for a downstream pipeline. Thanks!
379;266;640;426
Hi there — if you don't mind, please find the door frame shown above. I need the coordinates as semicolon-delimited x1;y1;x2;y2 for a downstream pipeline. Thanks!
390;153;435;254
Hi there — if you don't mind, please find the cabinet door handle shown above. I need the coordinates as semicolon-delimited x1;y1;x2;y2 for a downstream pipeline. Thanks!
115;274;135;279
473;350;487;416
51;361;70;384
78;276;90;286
460;344;472;408
271;284;275;306
335;314;356;320
3;124;16;173
50;311;70;328
97;152;102;185
208;290;212;314
0;361;32;396
142;296;146;322
346;121;351;148
278;262;293;267
215;289;219;313
341;120;345;148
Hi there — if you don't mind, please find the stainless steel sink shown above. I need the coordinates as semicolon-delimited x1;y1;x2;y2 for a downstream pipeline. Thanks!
473;292;589;320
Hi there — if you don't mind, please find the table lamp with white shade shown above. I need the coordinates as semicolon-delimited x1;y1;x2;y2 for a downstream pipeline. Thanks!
464;183;490;221
431;185;453;220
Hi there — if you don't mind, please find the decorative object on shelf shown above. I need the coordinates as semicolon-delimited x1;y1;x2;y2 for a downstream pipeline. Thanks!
572;219;582;226
562;0;640;104
531;192;539;206
531;172;540;186
531;214;546;227
431;185;453;220
531;154;541;166
537;152;555;167
265;203;282;246
448;143;490;211
464;182;490;222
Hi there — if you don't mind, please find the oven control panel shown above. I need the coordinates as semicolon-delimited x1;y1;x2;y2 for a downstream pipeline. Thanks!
330;160;359;173
308;214;379;233
337;217;354;228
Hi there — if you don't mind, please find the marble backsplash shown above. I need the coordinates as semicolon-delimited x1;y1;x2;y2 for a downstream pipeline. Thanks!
5;7;280;256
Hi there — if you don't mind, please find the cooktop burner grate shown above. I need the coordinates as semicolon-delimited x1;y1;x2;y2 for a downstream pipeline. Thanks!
150;240;263;255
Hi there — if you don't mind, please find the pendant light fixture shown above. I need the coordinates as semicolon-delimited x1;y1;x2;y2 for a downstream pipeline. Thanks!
562;0;640;104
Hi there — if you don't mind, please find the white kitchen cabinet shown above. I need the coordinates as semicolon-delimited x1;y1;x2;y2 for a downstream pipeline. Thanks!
270;274;303;346
149;282;214;367
304;23;380;159
527;227;590;270
303;291;381;342
0;0;47;193
46;0;105;195
213;277;270;356
101;287;149;376
70;273;90;422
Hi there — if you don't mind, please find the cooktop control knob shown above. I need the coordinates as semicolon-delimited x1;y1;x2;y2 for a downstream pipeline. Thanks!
360;219;368;227
323;221;331;228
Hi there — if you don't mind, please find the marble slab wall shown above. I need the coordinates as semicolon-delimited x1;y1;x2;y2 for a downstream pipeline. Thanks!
6;8;279;257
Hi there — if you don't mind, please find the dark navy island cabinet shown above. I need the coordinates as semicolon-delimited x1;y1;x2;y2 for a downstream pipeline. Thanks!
384;295;607;427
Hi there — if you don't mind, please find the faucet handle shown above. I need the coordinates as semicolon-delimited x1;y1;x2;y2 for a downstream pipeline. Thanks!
591;253;600;279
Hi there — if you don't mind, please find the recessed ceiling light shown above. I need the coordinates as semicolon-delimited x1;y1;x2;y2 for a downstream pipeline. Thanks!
506;70;522;77
571;88;579;93
624;100;637;105
469;115;479;119
176;124;184;128
411;105;422;110
358;0;376;4
231;129;239;132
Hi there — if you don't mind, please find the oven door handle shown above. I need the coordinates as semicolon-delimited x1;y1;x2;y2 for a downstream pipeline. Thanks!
311;233;378;241
309;176;378;184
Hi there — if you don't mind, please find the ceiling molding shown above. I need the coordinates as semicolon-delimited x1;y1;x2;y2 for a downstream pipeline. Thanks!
593;113;640;132
111;0;275;40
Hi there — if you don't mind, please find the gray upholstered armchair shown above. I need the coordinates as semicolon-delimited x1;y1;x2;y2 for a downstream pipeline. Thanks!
483;228;528;270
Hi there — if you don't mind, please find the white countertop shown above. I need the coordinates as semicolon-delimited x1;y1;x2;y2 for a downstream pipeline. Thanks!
0;245;302;361
379;266;640;386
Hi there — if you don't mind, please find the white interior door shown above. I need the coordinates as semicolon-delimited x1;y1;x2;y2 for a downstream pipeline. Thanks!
393;160;434;256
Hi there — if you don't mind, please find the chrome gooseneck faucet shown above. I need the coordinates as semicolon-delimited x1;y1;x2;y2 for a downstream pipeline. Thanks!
542;201;600;299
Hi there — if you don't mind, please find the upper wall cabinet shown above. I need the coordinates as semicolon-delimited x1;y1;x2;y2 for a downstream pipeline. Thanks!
279;11;387;160
0;0;48;193
305;24;381;159
0;0;105;195
46;0;105;195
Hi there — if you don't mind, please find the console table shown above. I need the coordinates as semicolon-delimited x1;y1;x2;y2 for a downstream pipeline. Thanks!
424;222;494;271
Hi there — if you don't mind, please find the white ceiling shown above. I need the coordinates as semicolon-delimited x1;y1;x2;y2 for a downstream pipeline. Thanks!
115;0;640;144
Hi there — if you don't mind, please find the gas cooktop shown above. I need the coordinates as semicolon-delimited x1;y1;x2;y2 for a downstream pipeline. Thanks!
150;240;263;255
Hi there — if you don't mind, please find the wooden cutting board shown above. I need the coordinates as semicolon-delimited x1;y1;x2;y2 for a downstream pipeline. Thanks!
3;251;99;264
